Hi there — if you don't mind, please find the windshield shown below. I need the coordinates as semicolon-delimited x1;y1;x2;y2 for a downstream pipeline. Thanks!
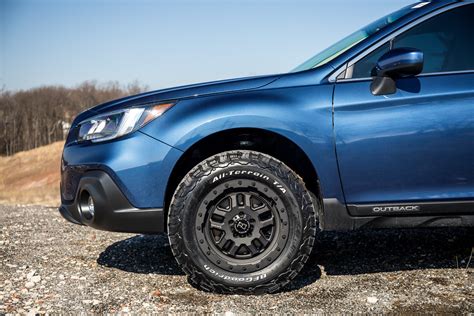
292;2;424;72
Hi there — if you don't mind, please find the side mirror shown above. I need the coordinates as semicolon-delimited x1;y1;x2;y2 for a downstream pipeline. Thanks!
371;47;424;95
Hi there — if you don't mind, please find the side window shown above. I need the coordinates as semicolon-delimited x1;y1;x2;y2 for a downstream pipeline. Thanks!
349;4;474;79
348;43;390;79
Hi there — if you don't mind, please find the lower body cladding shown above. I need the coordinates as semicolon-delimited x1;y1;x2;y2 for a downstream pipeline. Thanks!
321;198;474;231
59;170;164;233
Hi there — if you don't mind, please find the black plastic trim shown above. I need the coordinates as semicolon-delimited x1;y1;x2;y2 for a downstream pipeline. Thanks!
61;163;139;208
348;200;474;217
321;198;474;231
59;170;165;234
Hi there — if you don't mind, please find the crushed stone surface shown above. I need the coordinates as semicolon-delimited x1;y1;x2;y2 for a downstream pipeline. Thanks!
0;205;473;314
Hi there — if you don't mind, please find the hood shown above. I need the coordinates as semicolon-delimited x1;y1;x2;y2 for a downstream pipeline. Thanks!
84;73;282;117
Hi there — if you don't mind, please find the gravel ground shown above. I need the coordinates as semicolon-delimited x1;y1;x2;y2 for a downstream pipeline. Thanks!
0;204;473;314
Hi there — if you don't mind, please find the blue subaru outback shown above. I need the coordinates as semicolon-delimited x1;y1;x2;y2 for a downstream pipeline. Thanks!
60;0;474;294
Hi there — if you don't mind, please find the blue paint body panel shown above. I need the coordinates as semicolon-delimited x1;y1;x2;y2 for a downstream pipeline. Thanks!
334;73;474;203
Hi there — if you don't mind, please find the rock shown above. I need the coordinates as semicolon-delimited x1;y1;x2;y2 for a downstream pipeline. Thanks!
25;282;35;289
367;296;378;304
27;270;37;280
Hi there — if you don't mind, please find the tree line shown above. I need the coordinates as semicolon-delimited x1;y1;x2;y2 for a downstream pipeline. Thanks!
0;81;147;156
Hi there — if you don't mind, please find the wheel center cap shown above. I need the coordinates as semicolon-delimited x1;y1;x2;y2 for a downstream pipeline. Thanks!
232;214;252;235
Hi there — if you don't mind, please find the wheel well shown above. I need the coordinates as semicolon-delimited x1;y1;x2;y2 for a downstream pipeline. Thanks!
164;128;321;212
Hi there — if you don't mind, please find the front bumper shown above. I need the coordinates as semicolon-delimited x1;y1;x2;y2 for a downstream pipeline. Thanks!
59;130;183;234
60;170;165;233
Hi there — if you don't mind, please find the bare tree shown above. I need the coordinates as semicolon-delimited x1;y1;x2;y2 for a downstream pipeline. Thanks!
0;81;148;156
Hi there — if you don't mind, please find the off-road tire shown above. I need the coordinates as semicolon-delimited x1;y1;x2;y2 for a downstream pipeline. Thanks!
168;150;318;294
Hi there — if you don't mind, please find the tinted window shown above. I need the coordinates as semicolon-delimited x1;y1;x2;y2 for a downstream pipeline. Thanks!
349;43;390;78
291;3;417;72
350;4;474;78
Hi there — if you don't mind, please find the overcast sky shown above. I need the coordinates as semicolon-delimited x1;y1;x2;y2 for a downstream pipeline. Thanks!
1;0;414;91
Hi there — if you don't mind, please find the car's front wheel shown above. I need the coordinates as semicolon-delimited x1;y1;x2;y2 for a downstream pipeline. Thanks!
168;150;317;294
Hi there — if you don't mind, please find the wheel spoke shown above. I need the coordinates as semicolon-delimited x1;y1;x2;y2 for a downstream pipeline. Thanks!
247;242;259;256
216;233;230;247
244;193;252;208
212;208;228;218
227;242;239;256
257;235;270;248
209;219;225;231
259;217;274;228
253;204;270;215
229;194;238;208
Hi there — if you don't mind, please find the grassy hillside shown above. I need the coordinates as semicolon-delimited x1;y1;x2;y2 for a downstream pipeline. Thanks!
0;142;63;206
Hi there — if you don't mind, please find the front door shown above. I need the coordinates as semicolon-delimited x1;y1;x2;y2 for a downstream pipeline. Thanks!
333;3;474;212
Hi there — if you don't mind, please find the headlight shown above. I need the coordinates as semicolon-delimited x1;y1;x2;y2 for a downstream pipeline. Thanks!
78;102;175;142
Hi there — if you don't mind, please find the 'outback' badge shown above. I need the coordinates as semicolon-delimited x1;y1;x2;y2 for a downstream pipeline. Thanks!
373;205;421;213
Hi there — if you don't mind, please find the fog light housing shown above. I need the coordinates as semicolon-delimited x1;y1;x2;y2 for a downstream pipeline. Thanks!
79;190;95;221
